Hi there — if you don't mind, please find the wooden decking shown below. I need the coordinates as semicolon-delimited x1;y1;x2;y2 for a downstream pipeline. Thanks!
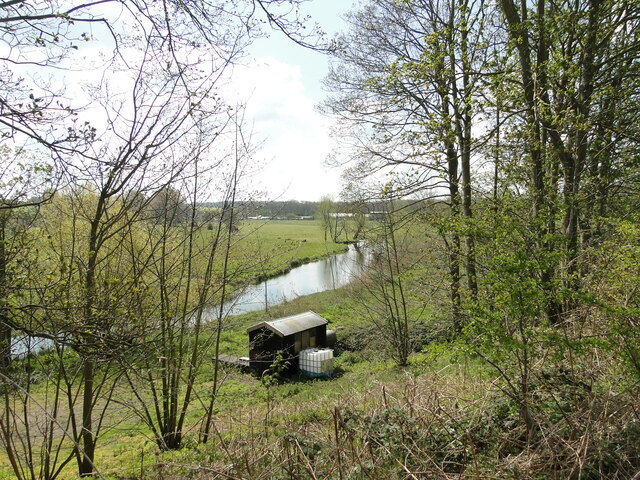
216;354;250;372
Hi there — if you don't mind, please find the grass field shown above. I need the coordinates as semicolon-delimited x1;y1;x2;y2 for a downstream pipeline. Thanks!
0;218;471;480
4;216;630;479
224;219;349;283
0;219;379;479
0;282;474;479
0;284;456;479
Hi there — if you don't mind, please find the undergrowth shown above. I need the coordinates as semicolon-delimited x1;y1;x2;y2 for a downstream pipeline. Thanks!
147;356;639;480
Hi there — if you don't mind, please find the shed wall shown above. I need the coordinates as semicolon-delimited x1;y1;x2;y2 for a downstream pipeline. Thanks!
248;324;330;375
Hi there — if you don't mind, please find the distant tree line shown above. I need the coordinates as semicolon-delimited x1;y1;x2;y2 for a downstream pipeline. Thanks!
199;199;430;219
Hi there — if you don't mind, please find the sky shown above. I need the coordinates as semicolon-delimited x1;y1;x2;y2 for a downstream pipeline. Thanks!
230;0;355;202
1;1;355;203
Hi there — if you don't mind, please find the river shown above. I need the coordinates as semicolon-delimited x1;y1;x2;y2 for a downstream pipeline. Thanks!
11;244;370;355
218;243;371;316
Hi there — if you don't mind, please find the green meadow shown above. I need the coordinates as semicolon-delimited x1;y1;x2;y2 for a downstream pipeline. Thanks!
231;219;349;280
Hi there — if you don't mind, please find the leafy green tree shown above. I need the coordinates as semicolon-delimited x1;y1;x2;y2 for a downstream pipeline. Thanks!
365;199;414;366
496;0;640;319
317;195;341;242
325;0;493;327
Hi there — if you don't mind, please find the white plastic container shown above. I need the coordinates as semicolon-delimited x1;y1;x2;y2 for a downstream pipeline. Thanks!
299;348;334;377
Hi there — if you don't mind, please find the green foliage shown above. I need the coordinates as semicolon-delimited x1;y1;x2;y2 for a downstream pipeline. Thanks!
342;407;417;453
3;0;640;475
586;220;640;378
261;351;291;388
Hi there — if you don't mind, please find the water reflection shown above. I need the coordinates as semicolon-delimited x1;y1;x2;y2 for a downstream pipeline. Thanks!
11;335;53;358
219;243;370;316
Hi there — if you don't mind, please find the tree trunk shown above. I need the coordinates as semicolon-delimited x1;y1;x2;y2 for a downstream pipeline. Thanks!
448;0;478;302
447;143;463;331
78;205;103;476
0;214;10;371
79;359;96;477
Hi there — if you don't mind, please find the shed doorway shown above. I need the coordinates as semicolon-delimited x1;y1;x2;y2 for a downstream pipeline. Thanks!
294;330;317;353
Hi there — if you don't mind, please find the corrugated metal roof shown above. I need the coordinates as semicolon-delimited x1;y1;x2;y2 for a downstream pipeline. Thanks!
247;311;328;337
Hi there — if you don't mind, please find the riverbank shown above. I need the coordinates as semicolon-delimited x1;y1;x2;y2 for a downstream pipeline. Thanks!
232;219;350;284
251;243;349;284
220;243;369;316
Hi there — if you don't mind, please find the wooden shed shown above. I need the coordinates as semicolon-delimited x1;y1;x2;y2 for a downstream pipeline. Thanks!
247;311;329;375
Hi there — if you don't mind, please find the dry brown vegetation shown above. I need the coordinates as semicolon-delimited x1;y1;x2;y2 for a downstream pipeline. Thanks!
149;362;638;480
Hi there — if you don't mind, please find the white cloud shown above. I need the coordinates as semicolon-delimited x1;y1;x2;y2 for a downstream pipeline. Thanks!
226;57;342;201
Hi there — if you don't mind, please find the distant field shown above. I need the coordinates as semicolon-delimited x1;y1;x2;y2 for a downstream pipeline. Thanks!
238;219;346;250
227;219;348;281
